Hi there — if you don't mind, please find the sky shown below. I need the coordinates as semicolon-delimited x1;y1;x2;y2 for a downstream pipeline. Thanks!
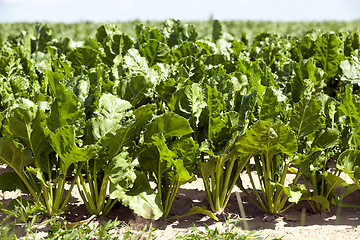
0;0;359;23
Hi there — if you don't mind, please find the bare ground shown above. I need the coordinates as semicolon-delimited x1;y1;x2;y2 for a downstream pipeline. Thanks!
1;164;360;240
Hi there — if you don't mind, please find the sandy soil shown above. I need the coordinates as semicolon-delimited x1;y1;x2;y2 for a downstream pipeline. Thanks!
1;164;360;240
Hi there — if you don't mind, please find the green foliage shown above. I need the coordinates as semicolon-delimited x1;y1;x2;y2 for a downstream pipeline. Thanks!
173;217;263;240
1;19;360;225
236;121;299;214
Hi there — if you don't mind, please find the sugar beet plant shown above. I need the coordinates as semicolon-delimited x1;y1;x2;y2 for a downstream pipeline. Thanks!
1;19;360;221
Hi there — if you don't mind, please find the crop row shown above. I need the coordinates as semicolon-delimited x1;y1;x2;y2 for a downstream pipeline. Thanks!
0;20;360;220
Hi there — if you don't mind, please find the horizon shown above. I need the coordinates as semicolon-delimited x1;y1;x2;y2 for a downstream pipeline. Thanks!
1;0;360;23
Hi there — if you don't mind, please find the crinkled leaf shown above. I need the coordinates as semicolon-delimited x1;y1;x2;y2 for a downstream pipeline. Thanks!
117;75;154;107
259;87;287;123
206;86;229;145
123;48;150;76
139;39;172;66
299;152;327;178
101;104;155;158
85;93;132;143
313;33;343;78
0;138;34;192
2;99;52;171
340;58;360;85
66;47;98;74
47;82;85;132
289;97;324;138
138;133;176;176
48;126;97;173
172;42;199;61
102;32;134;66
65;75;90;104
107;151;136;188
291;59;326;102
109;171;163;220
144;112;193;142
168;83;206;127
337;149;360;179
236;121;297;158
162;19;198;47
170;136;200;173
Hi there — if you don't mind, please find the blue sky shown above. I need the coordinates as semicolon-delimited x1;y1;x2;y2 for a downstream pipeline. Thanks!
0;0;359;23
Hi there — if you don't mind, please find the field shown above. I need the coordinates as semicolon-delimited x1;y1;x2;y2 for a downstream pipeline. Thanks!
1;19;360;239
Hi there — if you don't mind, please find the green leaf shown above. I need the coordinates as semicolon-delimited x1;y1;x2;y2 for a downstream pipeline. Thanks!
0;138;34;195
65;75;90;104
107;150;162;219
47;83;85;132
34;24;55;53
299;152;327;178
313;33;343;78
169;205;218;221
170;136;200;174
312;128;339;149
85;93;132;143
168;83;206;127
135;24;165;45
281;185;302;203
66;47;98;74
102;32;134;66
206;86;228;144
2;99;52;171
48;126;97;173
139;39;172;66
46;70;65;98
0;172;28;193
289;97;325;138
259;87;287;123
323;172;348;189
236;121;297;158
212;20;222;42
344;32;360;56
123;48;150;76
337;149;360;178
0;138;34;174
340;57;360;85
199;160;217;180
110;171;163;220
144;112;193;143
172;42;199;61
117;75;154;107
107;151;135;188
301;195;330;210
162;19;197;47
101;104;155;158
291;59;326;101
138;133;176;176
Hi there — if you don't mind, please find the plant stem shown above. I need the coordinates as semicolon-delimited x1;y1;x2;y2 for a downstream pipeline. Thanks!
102;199;117;217
96;176;109;215
60;164;84;211
78;171;97;214
219;157;235;208
245;162;267;212
261;153;273;213
214;156;223;211
203;175;216;212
